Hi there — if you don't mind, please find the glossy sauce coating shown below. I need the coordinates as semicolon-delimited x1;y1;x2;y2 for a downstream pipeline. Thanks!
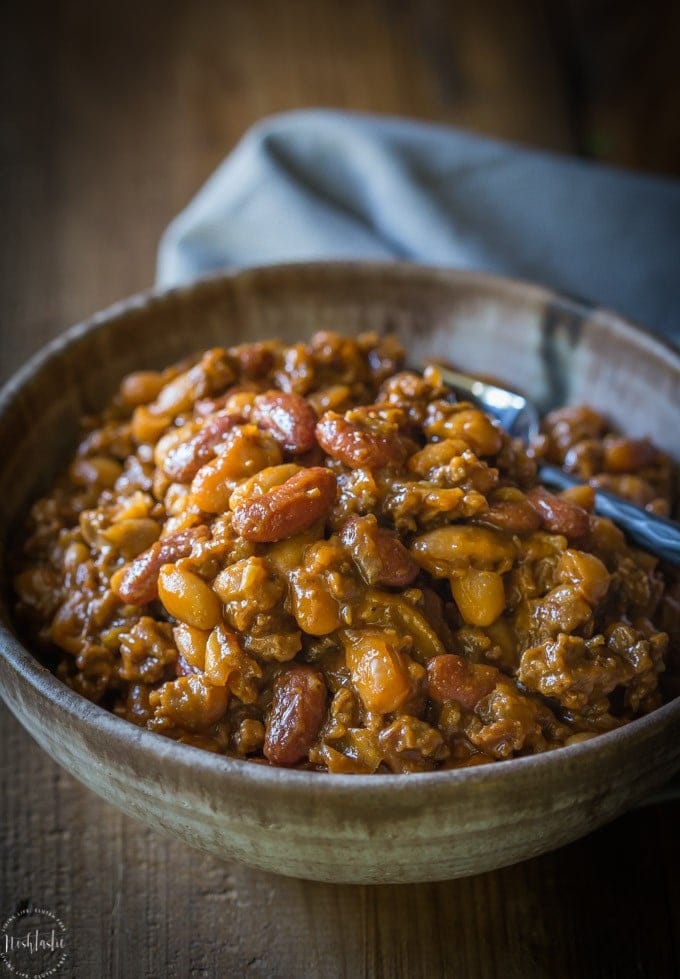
13;333;678;772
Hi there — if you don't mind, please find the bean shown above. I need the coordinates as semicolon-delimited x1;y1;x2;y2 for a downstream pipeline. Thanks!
173;623;209;671
355;592;444;661
411;525;516;576
602;437;659;473
340;514;419;587
475;497;542;534
266;527;320;575
378;369;435;404
526;487;590;539
542;405;607;450
190;427;282;513
407;439;468;477
158;566;222;630
154;421;202;471
69;456;123;488
559;483;596;511
307;384;352;415
63;541;89;573
436;408;503;456
345;632;419;714
204;625;262;701
566;732;598;745
176;654;202;677
563;439;604;477
263;666;327;765
228;463;301;512
230;342;276;379
164;483;191;517
131;406;172;445
114;526;210;605
195;388;257;418
451;569;506;626
232;467;337;542
163;412;238;482
316;411;406;469
212;557;283;612
426;654;499;710
151;351;235;417
204;624;240;686
556;549;610;605
119;371;166;407
289;569;341;635
251;391;317;454
590;473;658;509
102;517;161;559
152;367;204;416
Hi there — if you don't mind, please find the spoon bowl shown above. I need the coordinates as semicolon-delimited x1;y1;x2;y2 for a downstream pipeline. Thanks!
434;364;680;565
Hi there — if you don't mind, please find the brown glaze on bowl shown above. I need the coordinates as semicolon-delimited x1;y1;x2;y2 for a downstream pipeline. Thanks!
0;262;678;884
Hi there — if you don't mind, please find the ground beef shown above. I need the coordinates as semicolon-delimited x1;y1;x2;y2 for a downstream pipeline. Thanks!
13;332;677;772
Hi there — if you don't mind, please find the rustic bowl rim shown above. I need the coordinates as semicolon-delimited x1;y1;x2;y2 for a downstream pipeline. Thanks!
1;259;678;795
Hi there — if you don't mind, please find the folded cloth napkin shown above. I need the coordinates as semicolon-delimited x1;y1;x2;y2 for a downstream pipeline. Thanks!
157;109;680;343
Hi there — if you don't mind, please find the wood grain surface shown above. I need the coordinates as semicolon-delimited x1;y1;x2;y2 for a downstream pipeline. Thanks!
1;1;678;976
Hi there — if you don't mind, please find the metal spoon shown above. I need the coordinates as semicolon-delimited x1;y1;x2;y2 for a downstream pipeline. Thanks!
433;365;680;566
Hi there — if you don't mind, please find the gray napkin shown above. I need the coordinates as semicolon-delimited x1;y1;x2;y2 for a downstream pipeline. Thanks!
157;109;680;343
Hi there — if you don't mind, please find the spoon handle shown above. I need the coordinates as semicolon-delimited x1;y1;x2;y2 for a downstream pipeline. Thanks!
538;464;680;566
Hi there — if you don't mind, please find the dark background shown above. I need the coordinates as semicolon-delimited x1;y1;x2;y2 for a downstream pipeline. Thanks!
2;0;679;383
1;2;679;977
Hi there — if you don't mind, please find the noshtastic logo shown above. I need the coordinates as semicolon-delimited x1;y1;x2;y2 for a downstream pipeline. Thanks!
0;908;68;978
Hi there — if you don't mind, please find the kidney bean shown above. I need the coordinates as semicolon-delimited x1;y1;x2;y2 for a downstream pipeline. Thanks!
542;405;607;451
114;526;210;605
251;391;317;454
526;487;590;539
426;654;499;710
263;665;327;765
369;531;421;588
316;412;406;469
163;412;238;482
476;498;542;533
230;342;276;379
232;467;337;542
563;439;604;477
340;515;419;587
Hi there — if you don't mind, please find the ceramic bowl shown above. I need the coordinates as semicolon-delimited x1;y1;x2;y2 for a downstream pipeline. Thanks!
1;262;678;884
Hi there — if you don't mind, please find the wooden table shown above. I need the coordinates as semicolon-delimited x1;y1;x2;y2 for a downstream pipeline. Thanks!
2;2;678;976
